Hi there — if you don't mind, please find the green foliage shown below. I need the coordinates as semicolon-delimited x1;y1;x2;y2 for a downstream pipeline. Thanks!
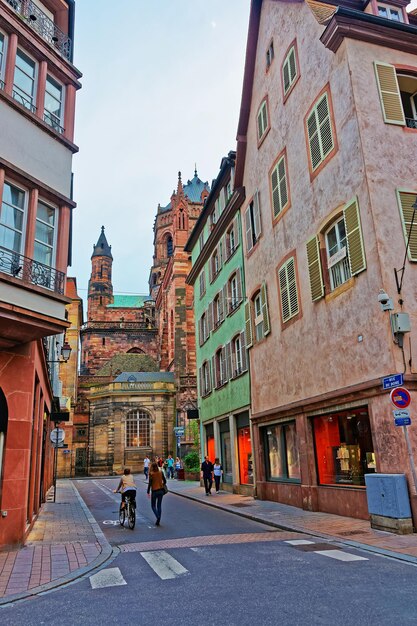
189;420;200;449
183;451;200;472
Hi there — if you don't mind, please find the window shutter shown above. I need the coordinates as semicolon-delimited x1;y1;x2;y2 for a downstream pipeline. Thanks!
231;340;237;378
283;60;290;94
279;265;290;322
289;48;296;83
222;284;228;318
317;94;333;162
257;108;264;140
271;166;280;218
374;62;405;126
253;189;261;240
260;281;270;336
287;258;299;317
225;342;231;380
218;289;224;322
202;269;206;293
236;267;243;303
211;356;217;389
307;109;321;171
262;101;268;134
198;366;203;397
306;235;324;301
245;206;253;253
245;301;253;348
344;197;366;276
218;242;222;268
234;215;240;247
207;303;213;333
199;317;203;346
225;231;231;260
222;347;228;384
271;157;288;219
397;191;417;262
209;255;214;282
240;331;248;372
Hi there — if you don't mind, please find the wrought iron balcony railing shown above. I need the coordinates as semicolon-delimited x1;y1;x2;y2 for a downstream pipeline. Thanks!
406;118;417;129
43;110;64;134
12;89;37;113
0;245;65;294
5;0;72;61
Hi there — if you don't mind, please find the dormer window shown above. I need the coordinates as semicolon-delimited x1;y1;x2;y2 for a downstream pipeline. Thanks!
377;4;403;21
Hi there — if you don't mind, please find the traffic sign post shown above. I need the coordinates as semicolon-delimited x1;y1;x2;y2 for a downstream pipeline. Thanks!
51;423;65;503
390;388;417;494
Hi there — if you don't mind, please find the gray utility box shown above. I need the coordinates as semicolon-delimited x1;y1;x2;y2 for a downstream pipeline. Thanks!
365;474;413;534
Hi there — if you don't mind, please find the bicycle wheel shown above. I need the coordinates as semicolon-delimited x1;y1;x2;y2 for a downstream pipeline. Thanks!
128;501;136;530
119;503;126;526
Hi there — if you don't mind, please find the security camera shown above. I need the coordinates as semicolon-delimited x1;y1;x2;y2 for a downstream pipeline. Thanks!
378;289;393;312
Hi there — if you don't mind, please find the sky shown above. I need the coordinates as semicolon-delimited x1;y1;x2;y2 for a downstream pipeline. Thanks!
70;1;251;301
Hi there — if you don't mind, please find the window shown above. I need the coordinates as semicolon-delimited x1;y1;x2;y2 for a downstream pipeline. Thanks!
396;190;417;261
373;63;417;128
0;181;26;263
278;257;299;323
245;191;261;253
264;422;300;481
225;215;239;260
377;4;403;20
44;75;64;133
238;425;253;485
306;197;366;301
199;269;206;297
0;32;6;86
226;181;232;202
253;292;264;341
166;235;173;257
325;217;351;290
245;282;270;347
228;268;242;313
257;99;269;142
313;407;375;487
213;293;222;329
210;245;222;281
234;335;242;375
13;48;37;112
306;90;335;172
34;200;56;267
266;40;274;69
200;312;208;345
126;409;150;447
282;45;298;97
214;347;227;387
271;152;289;219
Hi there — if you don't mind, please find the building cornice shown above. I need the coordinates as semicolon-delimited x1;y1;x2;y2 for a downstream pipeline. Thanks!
186;187;245;286
321;7;417;54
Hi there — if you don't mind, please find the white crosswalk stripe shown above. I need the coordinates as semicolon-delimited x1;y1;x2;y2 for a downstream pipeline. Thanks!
90;567;127;589
314;550;368;562
285;540;315;545
141;550;189;580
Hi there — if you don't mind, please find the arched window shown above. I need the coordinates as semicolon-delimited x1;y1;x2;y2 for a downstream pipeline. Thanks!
126;409;150;447
126;347;144;354
0;388;8;503
166;235;173;257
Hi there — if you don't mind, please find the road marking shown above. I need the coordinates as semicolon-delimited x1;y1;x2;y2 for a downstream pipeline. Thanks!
140;550;189;580
285;540;315;546
314;550;368;562
90;567;127;589
92;480;153;528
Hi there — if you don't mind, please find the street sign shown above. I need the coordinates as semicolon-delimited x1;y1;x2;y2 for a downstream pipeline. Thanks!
393;409;410;419
395;416;412;426
382;373;404;390
50;428;65;444
174;427;185;436
390;387;411;409
176;436;181;447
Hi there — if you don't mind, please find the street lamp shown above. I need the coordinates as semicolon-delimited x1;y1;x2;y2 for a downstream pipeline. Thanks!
48;341;72;363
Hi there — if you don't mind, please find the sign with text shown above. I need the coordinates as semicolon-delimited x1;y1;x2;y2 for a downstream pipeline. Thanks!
382;373;404;390
395;416;412;427
174;427;185;436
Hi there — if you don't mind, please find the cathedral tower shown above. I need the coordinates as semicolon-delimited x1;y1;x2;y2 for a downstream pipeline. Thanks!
87;226;113;321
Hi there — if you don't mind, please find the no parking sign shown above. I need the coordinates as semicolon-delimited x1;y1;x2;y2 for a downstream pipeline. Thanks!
390;387;411;409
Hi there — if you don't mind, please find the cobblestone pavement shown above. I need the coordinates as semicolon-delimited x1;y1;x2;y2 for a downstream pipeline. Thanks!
0;481;111;601
167;480;417;562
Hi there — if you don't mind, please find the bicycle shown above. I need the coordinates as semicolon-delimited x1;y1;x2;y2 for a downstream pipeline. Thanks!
119;492;136;530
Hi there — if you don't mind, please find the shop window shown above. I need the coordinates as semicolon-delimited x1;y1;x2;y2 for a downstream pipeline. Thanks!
125;409;150;447
207;434;215;462
312;407;375;487
238;426;253;485
220;429;232;482
264;422;300;481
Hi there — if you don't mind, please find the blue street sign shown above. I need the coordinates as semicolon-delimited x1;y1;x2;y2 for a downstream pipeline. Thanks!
177;436;181;446
382;373;404;390
395;416;411;426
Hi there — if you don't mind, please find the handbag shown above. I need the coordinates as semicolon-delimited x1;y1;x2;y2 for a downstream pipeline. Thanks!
162;483;168;495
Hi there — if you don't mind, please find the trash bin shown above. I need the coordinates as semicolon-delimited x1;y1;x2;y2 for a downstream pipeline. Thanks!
176;468;185;480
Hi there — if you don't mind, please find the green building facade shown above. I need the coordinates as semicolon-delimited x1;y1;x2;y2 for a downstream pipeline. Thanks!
185;152;253;495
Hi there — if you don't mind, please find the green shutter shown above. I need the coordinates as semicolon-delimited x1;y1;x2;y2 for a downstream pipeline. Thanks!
260;281;270;336
306;236;324;301
344;197;366;276
287;258;299;318
245;301;253;348
257;108;263;140
397;191;417;262
279;266;290;322
289;48;296;83
279;258;299;322
374;62;405;126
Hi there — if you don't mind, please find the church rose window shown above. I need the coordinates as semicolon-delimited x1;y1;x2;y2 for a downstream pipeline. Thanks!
126;410;150;447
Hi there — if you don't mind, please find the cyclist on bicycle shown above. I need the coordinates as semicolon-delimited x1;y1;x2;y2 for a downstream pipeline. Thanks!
113;468;136;509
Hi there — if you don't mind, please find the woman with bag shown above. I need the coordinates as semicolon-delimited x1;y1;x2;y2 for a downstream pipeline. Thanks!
213;458;223;494
147;461;167;526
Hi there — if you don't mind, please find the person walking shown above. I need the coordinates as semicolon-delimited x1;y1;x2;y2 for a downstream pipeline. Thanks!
201;455;214;495
147;461;167;526
175;456;182;479
213;458;223;493
166;455;175;479
143;455;150;481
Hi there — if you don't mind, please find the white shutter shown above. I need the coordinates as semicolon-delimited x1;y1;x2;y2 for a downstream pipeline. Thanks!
240;331;248;372
245;205;253;253
397;190;417;261
253;190;261;240
306;235;324;301
260;282;270;336
244;301;253;348
234;215;240;247
343;197;366;276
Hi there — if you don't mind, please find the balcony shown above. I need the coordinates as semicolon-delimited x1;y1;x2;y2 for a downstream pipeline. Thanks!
0;245;69;348
4;0;72;61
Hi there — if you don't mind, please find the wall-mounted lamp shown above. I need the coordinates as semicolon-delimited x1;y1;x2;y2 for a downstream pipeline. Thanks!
48;341;72;363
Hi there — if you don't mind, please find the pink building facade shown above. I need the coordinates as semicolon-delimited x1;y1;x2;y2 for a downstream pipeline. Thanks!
237;0;417;520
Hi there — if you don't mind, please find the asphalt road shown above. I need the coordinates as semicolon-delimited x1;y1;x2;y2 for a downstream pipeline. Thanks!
1;476;417;626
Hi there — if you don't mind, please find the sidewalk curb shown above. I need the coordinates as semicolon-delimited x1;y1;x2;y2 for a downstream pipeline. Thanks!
170;488;417;567
0;483;114;607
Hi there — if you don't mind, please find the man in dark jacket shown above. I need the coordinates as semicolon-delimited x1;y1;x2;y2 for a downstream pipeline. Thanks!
201;456;214;495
